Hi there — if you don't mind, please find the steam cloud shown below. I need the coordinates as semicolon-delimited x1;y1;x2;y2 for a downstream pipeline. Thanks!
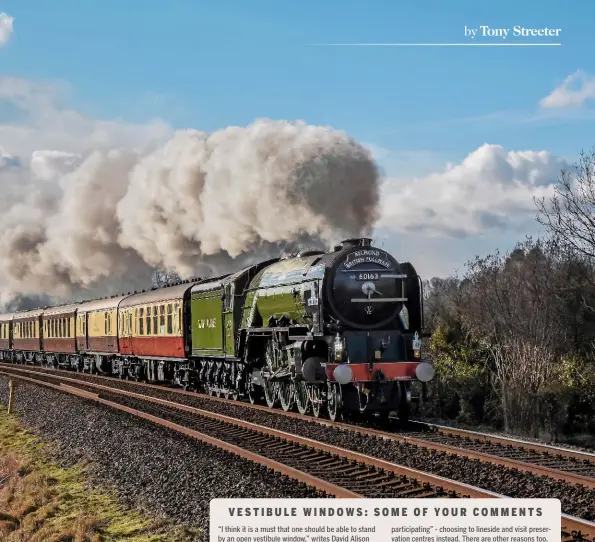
0;119;380;309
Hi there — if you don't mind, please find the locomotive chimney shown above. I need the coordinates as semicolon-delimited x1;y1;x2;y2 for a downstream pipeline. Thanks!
340;238;372;249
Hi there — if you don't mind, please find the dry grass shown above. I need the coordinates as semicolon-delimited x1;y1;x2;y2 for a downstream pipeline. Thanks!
0;406;201;541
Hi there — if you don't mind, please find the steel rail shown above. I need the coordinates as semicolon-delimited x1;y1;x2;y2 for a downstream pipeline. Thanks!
0;372;358;499
415;420;595;462
0;368;495;498
1;364;594;490
2;369;594;540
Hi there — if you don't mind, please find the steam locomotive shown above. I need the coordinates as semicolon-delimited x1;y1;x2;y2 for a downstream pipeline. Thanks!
0;238;434;422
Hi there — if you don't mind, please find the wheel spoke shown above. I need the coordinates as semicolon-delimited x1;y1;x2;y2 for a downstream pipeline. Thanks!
279;381;295;412
311;385;324;418
327;382;341;421
264;380;277;408
295;381;310;415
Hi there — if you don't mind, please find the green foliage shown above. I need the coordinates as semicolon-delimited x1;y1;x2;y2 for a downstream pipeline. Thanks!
421;326;491;425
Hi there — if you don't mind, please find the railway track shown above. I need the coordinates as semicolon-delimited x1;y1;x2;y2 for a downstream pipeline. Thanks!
1;366;595;540
1;363;594;490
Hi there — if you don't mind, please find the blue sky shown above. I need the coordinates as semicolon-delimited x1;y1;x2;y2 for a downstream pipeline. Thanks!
1;1;595;279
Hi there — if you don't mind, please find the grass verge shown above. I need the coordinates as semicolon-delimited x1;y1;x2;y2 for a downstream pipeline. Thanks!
0;406;201;541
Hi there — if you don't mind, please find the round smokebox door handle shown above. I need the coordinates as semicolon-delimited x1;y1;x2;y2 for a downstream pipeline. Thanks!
361;281;384;298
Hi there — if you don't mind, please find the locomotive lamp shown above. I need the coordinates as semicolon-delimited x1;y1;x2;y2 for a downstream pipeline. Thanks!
333;363;353;385
415;361;435;383
412;331;421;359
334;334;345;361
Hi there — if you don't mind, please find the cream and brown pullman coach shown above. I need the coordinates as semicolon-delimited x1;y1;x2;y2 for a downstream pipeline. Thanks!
42;304;80;367
12;309;44;363
0;313;13;357
76;295;128;354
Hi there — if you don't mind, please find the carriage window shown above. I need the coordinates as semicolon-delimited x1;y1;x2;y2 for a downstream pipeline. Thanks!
153;306;159;335
139;308;144;335
178;304;182;333
159;305;165;335
146;306;151;335
167;304;173;334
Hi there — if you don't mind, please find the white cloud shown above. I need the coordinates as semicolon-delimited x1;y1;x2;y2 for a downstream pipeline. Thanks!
377;143;566;239
540;70;595;109
0;77;172;160
0;13;13;47
0;75;570;290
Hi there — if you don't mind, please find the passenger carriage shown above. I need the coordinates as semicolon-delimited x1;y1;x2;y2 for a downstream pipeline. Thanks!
76;295;128;373
42;303;80;368
12;309;44;364
118;284;190;381
0;313;13;359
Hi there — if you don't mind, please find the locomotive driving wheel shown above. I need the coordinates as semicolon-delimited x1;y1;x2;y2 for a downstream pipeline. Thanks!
263;379;278;408
310;385;325;418
244;371;257;404
327;382;342;421
295;381;309;415
279;381;295;412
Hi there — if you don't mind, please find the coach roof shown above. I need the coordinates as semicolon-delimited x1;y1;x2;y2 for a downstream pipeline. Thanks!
77;295;130;313
43;303;81;317
11;309;45;320
119;283;196;308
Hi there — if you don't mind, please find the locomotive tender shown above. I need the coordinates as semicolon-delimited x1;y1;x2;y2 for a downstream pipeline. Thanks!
0;238;434;422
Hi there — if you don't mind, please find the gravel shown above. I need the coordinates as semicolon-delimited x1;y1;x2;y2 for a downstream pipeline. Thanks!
0;375;326;541
4;368;595;522
39;370;595;520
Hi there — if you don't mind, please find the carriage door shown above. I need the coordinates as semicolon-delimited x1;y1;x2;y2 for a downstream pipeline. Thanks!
222;283;235;356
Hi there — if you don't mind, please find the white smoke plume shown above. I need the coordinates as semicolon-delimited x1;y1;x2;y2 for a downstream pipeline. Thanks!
0;119;380;308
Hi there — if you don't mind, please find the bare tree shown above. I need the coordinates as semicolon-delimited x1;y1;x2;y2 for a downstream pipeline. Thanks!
536;148;595;261
151;268;182;289
488;340;557;436
458;239;567;435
